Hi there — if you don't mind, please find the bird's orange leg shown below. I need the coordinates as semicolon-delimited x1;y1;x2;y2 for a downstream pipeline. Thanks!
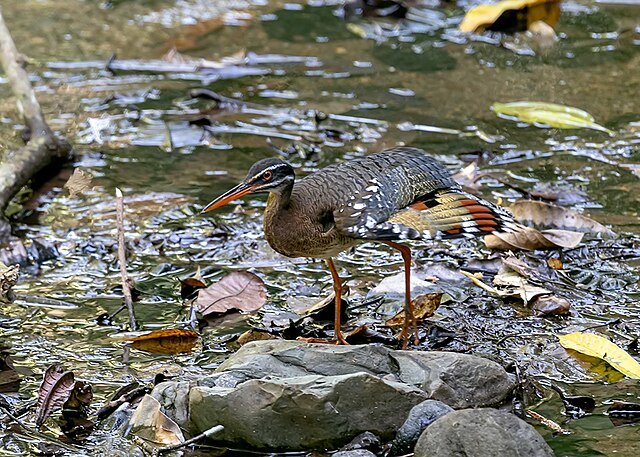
381;241;418;349
326;258;348;345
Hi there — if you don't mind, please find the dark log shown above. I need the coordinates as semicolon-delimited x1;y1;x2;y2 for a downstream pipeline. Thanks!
0;8;71;239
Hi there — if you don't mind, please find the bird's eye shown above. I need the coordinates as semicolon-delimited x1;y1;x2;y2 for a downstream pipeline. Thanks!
263;171;273;181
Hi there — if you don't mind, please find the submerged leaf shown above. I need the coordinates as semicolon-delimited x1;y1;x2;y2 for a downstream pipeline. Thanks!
196;271;267;316
35;364;76;427
64;169;93;198
559;332;640;379
459;0;560;33
129;329;200;355
492;101;612;135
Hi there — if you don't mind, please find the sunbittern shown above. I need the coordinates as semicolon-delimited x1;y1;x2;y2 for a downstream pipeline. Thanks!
202;147;516;346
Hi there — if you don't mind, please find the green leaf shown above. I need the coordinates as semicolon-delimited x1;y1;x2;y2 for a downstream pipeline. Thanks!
559;332;640;379
492;101;613;135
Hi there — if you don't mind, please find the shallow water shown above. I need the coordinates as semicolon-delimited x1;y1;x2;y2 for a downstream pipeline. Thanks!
1;0;640;455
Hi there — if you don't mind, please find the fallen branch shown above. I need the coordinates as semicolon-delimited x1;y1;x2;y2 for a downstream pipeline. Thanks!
153;425;224;456
115;188;137;330
0;8;71;239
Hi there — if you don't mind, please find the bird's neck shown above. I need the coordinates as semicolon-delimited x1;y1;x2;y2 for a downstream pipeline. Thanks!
265;183;293;211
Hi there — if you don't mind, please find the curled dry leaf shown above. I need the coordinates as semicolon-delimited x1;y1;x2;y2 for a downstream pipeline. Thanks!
531;294;570;316
196;271;267;316
485;226;583;250
129;394;185;446
386;293;444;327
459;0;560;33
35;364;76;427
493;269;550;303
0;262;19;303
64;168;93;197
559;332;640;379
180;277;206;300
508;200;615;237
129;328;200;355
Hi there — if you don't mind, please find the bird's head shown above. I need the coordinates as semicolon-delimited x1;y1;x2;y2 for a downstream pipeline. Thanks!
201;158;295;213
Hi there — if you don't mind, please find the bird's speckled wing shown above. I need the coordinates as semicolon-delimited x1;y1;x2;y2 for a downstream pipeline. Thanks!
296;147;516;241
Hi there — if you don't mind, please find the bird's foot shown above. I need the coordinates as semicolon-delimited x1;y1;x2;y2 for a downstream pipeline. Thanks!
334;328;349;345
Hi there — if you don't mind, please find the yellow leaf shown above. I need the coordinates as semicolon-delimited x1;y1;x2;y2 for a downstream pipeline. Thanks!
459;0;560;33
492;101;613;135
559;332;640;379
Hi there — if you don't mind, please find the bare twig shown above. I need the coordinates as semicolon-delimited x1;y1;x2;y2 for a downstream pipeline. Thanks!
153;425;224;456
526;410;570;435
96;386;149;421
115;188;137;330
0;8;71;238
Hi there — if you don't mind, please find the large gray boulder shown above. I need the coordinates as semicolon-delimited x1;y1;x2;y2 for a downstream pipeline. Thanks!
414;409;555;457
190;372;427;450
149;341;517;451
204;340;514;409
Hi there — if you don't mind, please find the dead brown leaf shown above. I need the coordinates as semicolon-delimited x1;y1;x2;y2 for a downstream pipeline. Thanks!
129;329;200;355
547;258;563;270
64;168;93;197
0;350;20;393
237;329;278;346
386;293;444;327
180;277;206;300
532;294;571;316
35;364;76;427
0;263;18;303
129;394;185;446
485;226;583;250
508;200;615;237
196;271;267;316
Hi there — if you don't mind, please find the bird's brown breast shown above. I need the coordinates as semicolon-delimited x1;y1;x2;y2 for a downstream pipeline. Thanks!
263;193;358;258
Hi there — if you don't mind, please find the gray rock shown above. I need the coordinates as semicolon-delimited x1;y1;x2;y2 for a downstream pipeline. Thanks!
206;340;514;408
414;409;554;457
333;451;377;457
391;400;454;454
190;372;427;450
151;381;191;427
391;351;514;408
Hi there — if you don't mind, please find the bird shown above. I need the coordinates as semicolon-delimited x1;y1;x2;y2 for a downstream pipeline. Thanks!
201;147;517;347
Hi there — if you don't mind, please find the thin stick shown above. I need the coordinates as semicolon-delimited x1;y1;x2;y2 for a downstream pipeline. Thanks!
153;425;224;456
115;188;137;330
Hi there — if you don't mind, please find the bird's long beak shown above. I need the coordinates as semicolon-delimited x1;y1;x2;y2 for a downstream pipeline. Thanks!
201;182;255;213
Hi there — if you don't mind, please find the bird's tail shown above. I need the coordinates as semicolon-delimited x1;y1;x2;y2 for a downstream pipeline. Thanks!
389;189;520;239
